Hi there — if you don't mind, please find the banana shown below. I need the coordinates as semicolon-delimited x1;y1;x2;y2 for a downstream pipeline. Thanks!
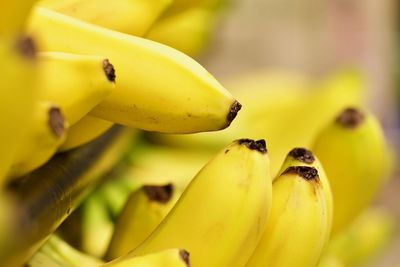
28;7;241;133
37;235;104;267
27;251;64;267
37;52;115;125
246;163;331;266
102;248;190;267
130;139;272;267
81;193;114;258
147;7;218;57
0;36;36;183
106;183;182;260
149;69;365;175
322;207;396;267
9;101;68;177
38;0;173;36
312;107;388;234
0;2;37;35
59;116;113;151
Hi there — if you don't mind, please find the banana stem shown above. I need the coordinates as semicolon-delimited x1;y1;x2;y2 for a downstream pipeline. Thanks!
0;125;133;267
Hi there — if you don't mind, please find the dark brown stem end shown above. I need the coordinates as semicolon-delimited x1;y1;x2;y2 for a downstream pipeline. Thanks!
143;184;174;203
103;59;116;82
227;100;242;124
336;107;365;128
48;107;65;138
238;139;267;154
179;250;190;267
282;166;319;180
288;148;315;164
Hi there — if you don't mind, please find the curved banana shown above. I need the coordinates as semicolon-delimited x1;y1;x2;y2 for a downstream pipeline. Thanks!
246;165;331;266
81;193;114;258
0;36;36;183
102;248;190;267
59;116;113;151
106;183;182;260
150;69;365;175
9;102;68;177
130;139;272;267
312;107;388;234
147;7;218;57
38;0;173;36
28;7;241;133
37;52;115;125
0;1;37;35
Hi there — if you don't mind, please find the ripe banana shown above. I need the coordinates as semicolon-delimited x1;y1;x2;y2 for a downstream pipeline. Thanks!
37;52;115;125
9;102;68;177
37;235;104;267
312;107;388;234
246;165;331;266
106;183;182;260
101;248;190;267
0;36;36;183
147;7;218;57
130;139;272;267
81;193;114;258
28;7;241;133
38;0;173;36
59;116;113;151
0;2;37;35
150;69;365;175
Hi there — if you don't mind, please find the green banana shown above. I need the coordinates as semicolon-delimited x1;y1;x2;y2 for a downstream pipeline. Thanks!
130;139;272;267
102;248;190;267
312;107;388;234
27;7;241;133
106;183;182;260
246;160;332;266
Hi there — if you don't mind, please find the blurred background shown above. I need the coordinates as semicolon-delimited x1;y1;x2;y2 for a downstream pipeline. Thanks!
200;0;399;265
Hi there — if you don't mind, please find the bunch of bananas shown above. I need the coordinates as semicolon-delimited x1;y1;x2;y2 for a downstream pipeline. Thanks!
0;0;397;267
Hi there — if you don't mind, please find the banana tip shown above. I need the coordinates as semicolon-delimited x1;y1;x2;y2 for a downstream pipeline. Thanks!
288;148;315;164
226;100;242;124
143;184;174;203
179;250;190;266
103;59;116;82
282;166;319;180
238;139;267;154
48;107;65;137
336;107;364;128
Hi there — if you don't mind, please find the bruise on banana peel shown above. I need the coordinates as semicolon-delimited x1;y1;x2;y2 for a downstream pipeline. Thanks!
14;36;36;59
143;183;174;204
336;107;365;128
48;106;66;137
282;166;319;181
237;138;267;154
103;59;116;82
179;250;190;267
288;147;315;164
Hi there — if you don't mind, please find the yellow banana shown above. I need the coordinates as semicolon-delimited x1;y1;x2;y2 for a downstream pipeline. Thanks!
130;139;272;267
0;2;37;35
59;116;113;151
147;7;218;57
28;7;240;133
106;183;182;260
38;0;173;36
81;193;114;258
37;235;104;267
322;207;396;267
0;36;36;183
37;52;115;125
27;251;64;267
9;101;67;177
312;107;388;234
246;164;331;267
150;69;365;175
102;248;190;267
